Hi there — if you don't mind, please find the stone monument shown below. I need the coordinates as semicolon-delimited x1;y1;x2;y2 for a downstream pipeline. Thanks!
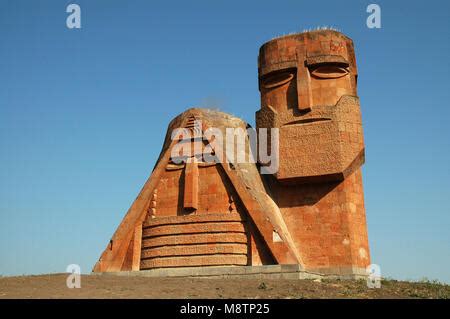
93;29;370;277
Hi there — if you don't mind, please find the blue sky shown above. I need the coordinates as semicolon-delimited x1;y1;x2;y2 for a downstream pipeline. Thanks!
1;0;449;283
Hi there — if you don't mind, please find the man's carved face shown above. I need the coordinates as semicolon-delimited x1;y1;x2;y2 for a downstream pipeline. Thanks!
256;30;365;182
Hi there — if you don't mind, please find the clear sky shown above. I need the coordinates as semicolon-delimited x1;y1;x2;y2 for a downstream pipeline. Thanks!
1;0;449;283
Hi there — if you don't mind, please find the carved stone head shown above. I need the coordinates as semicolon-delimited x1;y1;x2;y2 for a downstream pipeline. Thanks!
256;30;364;183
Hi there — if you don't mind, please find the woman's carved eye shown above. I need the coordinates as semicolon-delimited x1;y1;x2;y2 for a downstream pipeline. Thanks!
262;72;294;89
166;162;185;171
310;65;349;79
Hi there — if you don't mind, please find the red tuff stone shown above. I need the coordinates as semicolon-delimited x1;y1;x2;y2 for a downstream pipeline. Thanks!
93;30;370;276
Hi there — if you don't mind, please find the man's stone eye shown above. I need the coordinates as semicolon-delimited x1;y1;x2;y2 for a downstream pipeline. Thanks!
262;72;294;89
310;64;349;79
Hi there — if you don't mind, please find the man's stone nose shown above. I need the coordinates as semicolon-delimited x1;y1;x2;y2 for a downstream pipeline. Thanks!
297;67;312;113
298;104;312;113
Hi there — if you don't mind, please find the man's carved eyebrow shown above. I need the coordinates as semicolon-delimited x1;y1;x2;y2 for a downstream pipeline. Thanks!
259;60;297;77
306;55;349;67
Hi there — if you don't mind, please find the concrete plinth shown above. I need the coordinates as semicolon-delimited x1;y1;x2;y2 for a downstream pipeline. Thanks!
94;265;368;280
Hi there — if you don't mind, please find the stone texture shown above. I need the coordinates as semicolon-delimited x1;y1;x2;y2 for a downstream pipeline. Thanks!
257;30;370;271
93;29;370;277
256;30;363;182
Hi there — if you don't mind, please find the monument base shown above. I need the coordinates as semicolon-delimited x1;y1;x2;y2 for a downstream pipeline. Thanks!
93;265;368;280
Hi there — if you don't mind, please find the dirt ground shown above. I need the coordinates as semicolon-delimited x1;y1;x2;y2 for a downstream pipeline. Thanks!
0;274;449;299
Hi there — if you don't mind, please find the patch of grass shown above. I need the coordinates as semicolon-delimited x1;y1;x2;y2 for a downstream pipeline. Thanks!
381;277;399;287
258;282;267;290
418;277;442;285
